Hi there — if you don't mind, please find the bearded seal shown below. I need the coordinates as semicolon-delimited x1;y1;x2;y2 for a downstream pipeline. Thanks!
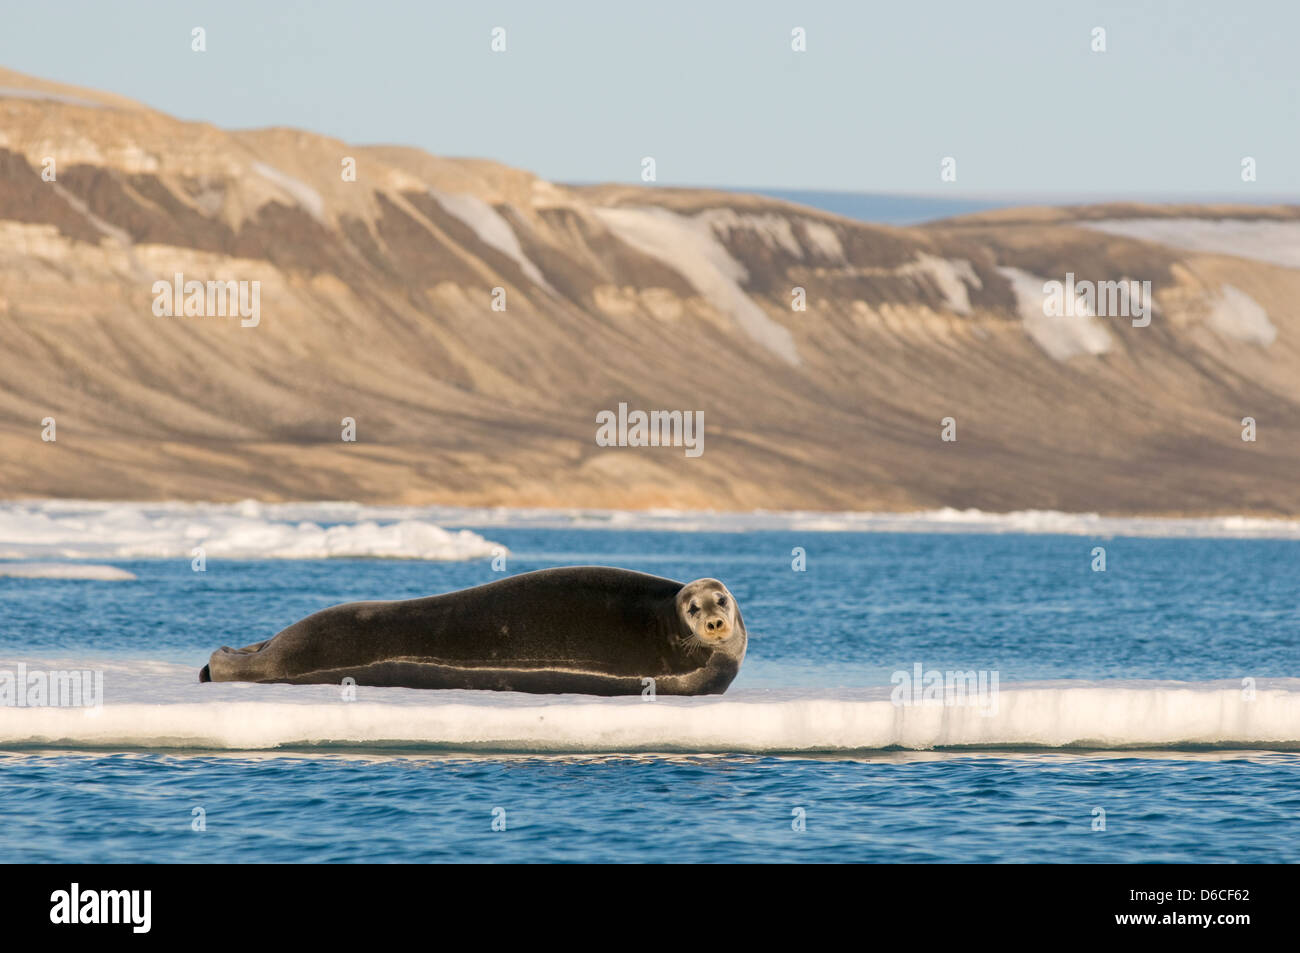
199;567;747;695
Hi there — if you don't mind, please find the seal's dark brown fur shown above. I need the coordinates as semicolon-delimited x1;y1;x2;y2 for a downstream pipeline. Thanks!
201;566;747;696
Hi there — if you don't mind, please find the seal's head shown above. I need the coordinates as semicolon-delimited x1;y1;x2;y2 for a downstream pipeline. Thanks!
675;578;743;653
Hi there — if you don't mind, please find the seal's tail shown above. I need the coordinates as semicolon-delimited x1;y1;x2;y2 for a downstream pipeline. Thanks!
199;664;211;683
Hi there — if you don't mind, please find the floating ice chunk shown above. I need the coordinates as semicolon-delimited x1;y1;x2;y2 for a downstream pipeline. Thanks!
0;562;135;580
2;660;1296;752
7;500;1300;547
0;501;501;561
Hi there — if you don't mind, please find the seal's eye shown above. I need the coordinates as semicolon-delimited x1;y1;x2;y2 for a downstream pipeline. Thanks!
688;603;700;615
717;596;727;607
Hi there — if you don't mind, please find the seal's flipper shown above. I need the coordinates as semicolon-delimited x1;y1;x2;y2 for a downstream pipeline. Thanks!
199;664;211;683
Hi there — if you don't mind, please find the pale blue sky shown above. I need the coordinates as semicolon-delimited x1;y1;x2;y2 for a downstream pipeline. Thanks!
1;0;1296;196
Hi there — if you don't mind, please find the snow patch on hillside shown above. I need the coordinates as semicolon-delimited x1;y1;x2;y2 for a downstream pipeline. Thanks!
594;206;801;365
903;254;981;314
696;209;847;264
1000;266;1113;360
431;190;551;289
251;161;326;221
1208;285;1276;346
1082;218;1300;269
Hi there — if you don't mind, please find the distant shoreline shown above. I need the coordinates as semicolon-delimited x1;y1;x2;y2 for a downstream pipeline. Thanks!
559;184;1300;226
4;501;1300;556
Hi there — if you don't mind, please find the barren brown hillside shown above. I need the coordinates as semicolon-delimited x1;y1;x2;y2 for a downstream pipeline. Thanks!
1;68;1298;514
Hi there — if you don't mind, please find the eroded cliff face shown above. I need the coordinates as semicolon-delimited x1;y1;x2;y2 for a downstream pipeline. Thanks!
2;67;1297;514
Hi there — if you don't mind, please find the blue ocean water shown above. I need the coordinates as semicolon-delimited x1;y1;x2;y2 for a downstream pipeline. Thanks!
743;189;1009;225
739;188;1300;226
2;528;1299;862
4;751;1297;863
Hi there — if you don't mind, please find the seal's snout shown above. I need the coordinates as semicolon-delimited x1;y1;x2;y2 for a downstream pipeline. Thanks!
701;616;732;642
